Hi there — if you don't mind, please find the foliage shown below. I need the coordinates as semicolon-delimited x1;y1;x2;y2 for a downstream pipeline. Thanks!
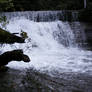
20;30;28;39
0;0;14;11
0;16;9;29
0;0;92;11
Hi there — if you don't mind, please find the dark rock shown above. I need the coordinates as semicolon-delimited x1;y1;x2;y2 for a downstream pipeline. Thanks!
85;28;92;47
12;32;19;35
0;28;25;44
0;49;30;67
72;90;83;92
79;9;92;22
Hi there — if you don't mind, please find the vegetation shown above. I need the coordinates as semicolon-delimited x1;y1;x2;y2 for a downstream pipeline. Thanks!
0;0;14;11
20;30;28;39
0;16;9;29
0;0;92;11
10;0;84;10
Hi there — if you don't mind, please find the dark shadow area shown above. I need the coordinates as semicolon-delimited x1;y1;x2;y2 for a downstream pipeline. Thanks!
0;68;92;92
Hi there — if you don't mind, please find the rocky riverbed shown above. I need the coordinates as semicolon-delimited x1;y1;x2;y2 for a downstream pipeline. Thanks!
0;68;92;92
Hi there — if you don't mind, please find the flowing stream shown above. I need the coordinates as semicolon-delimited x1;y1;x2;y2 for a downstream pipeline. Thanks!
0;11;92;92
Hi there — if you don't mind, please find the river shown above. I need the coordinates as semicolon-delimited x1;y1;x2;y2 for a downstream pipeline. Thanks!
0;11;92;92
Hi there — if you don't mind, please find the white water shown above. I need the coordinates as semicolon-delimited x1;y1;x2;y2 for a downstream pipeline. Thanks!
1;17;92;74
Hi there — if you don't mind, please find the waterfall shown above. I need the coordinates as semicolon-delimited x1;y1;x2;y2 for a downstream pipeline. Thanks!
0;11;79;22
70;22;86;47
0;11;92;74
6;20;76;48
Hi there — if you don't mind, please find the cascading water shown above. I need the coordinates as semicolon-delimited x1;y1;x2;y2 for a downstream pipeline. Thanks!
0;11;92;75
0;11;79;22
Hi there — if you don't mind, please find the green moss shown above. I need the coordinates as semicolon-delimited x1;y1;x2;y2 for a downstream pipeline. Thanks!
0;28;11;43
0;28;25;43
0;0;14;11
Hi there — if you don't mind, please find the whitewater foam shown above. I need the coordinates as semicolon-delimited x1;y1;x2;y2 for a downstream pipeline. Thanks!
0;17;92;74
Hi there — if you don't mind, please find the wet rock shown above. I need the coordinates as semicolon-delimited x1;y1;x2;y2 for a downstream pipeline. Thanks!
79;9;92;22
0;49;30;67
72;90;84;92
0;28;25;44
85;28;92;47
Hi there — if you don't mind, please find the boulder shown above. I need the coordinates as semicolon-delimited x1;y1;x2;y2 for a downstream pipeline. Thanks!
0;49;30;67
0;28;25;44
85;28;92;47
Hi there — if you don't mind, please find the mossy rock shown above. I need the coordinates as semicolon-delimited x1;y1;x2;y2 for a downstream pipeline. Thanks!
0;49;30;67
0;28;25;43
